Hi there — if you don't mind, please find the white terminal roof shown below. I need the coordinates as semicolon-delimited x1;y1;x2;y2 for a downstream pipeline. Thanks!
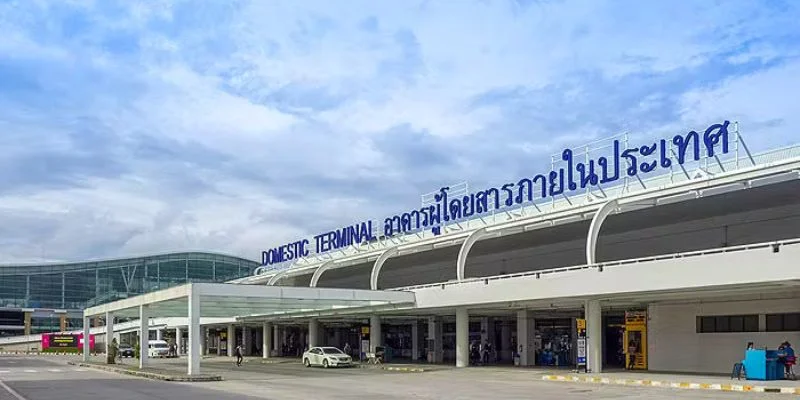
83;283;416;320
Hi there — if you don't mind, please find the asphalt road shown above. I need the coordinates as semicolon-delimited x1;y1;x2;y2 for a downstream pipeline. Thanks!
0;357;260;400
0;356;783;399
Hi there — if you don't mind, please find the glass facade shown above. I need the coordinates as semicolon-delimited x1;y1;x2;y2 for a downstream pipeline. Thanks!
0;252;259;336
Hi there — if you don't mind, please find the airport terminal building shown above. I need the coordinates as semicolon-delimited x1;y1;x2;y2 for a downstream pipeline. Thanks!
0;253;258;338
5;120;800;376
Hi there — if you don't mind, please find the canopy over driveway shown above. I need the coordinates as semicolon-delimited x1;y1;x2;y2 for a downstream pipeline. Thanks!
82;282;416;375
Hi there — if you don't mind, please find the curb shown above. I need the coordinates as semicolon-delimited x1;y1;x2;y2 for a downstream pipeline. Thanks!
357;364;426;373
0;351;83;356
542;375;800;395
67;361;223;382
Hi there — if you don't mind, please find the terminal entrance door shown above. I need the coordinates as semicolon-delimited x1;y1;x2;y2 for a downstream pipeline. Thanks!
604;315;626;368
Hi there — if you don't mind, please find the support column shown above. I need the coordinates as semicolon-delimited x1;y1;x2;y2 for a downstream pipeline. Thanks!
139;305;149;369
227;324;235;357
411;320;419;362
105;312;114;359
82;315;90;362
517;310;530;366
156;329;163;341
427;316;443;363
59;314;67;332
480;317;489;345
273;325;279;356
176;327;183;355
187;287;200;375
501;320;512;362
369;315;381;354
263;322;272;359
455;308;469;368
23;312;32;336
242;325;250;356
308;319;319;348
585;300;602;373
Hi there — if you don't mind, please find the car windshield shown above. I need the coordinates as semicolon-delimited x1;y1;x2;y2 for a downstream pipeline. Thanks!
321;347;344;354
152;343;169;348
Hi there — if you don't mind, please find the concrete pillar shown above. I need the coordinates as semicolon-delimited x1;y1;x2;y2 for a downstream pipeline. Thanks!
427;316;443;363
517;310;529;366
273;325;279;355
59;314;67;332
480;317;489;345
82;315;91;362
105;312;114;357
227;324;235;357
242;325;250;356
585;300;602;373
175;327;183;355
23;312;32;336
263;322;272;358
501;320;512;361
455;308;469;368
411;320;419;362
187;288;200;375
156;329;163;341
333;329;342;348
308;319;319;348
139;305;149;369
369;315;381;353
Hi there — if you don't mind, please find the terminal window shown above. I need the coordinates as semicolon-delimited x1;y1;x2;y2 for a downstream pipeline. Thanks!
766;313;800;332
696;315;759;333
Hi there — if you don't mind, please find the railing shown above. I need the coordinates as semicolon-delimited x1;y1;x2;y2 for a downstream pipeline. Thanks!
391;237;800;291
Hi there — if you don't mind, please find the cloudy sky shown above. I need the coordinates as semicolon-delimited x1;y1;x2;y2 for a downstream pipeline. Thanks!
1;0;799;263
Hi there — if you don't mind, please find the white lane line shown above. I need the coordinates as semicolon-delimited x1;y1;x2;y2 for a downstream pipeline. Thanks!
0;371;9;374
0;379;29;400
47;369;62;372
22;370;36;373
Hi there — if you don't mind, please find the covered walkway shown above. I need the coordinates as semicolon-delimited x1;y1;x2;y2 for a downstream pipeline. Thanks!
81;283;416;375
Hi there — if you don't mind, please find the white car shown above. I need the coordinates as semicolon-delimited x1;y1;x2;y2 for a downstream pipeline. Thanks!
302;347;353;368
148;340;170;358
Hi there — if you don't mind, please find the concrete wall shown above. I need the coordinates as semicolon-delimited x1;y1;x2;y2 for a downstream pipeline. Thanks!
314;202;800;290
648;297;800;374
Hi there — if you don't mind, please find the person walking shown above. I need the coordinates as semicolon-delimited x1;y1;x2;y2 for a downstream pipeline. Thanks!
235;344;244;367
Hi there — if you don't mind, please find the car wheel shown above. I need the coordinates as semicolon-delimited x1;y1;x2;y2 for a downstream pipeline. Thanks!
323;359;329;368
303;358;311;367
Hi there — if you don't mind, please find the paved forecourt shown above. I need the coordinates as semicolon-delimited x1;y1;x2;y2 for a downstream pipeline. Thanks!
0;356;260;400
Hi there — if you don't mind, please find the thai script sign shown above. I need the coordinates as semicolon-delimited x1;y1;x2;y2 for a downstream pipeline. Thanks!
41;333;95;350
261;121;731;266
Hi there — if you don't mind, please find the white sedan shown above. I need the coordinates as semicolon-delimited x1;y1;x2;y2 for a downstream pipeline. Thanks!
302;347;353;368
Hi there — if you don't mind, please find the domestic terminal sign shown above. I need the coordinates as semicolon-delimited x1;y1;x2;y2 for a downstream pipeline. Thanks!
261;121;732;266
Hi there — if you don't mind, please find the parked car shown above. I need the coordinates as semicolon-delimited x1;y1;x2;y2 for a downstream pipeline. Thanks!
302;347;353;368
118;343;134;358
148;340;170;358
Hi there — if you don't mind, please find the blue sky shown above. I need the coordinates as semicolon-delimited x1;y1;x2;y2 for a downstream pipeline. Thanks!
1;0;799;263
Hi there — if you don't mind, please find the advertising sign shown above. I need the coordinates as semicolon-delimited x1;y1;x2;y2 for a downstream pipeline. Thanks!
41;333;94;351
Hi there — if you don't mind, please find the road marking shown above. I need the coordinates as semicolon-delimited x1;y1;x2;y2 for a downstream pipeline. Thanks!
22;370;36;373
0;379;29;400
47;369;62;372
0;371;9;374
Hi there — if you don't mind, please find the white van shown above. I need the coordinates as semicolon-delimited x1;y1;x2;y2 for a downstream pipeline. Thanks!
148;340;170;358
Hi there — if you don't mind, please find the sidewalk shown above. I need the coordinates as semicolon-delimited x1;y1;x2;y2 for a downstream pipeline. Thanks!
67;360;223;382
539;369;800;395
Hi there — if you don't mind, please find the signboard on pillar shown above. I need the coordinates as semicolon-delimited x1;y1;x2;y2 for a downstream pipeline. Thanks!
624;311;648;370
576;318;587;372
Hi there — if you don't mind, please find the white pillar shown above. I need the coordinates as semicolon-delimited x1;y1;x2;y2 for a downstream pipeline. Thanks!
455;308;469;367
139;305;149;369
263;322;272;359
411;320;419;362
517;310;529;366
308;319;319;348
227;324;235;357
501;320;512;361
586;300;602;373
105;312;114;357
156;329;163;341
369;315;381;353
273;325;279;355
175;327;183;355
480;317;489;345
188;288;200;375
427;316;443;363
82;315;91;362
